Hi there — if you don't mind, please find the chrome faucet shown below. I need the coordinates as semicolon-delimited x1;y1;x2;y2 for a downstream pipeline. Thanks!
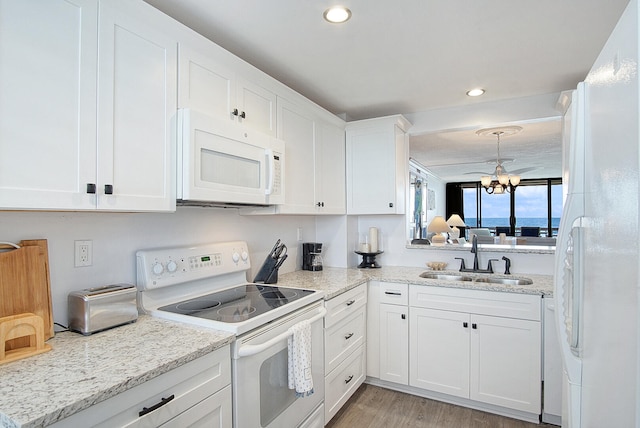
456;235;498;273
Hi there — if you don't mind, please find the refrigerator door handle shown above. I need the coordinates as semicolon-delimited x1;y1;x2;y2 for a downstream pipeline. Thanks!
554;193;584;386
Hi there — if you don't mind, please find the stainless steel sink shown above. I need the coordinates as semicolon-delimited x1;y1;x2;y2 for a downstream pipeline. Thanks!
419;272;533;286
472;277;533;286
419;273;473;281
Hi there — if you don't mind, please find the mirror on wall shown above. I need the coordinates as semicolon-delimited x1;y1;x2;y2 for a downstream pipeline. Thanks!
408;159;431;244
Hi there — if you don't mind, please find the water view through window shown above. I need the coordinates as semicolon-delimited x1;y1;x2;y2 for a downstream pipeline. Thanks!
462;179;562;236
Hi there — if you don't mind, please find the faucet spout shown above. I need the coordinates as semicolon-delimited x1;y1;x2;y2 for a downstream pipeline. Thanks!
471;235;479;271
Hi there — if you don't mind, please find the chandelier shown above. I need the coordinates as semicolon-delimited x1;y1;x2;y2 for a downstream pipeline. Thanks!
476;127;522;194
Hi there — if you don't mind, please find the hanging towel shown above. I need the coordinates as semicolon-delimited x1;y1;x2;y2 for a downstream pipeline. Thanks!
287;319;314;397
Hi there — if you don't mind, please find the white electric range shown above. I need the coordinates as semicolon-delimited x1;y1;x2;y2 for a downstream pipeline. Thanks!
136;241;326;428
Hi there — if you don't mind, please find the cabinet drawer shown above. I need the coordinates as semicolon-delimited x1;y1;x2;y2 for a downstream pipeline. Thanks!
409;285;541;321
52;346;231;428
325;345;366;423
159;384;231;428
325;308;366;373
325;283;367;328
379;282;408;305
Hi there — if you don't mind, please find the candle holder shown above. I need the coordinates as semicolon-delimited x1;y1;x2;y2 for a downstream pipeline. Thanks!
355;250;383;268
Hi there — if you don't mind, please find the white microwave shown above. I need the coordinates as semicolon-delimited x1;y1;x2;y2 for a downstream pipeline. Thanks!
177;109;285;206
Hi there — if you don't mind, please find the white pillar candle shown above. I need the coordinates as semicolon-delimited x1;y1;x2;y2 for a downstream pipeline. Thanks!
359;243;370;253
369;227;378;252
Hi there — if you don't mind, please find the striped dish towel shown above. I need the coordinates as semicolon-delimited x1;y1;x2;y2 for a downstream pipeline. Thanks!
287;319;314;397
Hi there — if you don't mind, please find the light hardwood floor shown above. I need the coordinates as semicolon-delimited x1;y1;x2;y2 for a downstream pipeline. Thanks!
326;384;557;428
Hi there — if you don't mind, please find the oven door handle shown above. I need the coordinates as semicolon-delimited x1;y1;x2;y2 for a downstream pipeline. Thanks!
237;307;326;358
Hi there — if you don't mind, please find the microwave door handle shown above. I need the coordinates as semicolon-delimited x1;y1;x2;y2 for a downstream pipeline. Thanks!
265;149;275;195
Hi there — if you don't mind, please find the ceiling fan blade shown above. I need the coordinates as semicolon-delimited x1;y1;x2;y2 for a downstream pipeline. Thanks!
510;167;539;175
464;171;493;175
425;160;490;168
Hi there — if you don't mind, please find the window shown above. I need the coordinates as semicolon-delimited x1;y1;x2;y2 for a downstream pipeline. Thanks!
453;178;562;237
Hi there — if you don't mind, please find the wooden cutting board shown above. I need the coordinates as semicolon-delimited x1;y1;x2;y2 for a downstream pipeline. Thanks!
0;239;54;350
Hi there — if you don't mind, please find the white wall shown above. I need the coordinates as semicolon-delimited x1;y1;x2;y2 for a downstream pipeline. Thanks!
0;208;316;324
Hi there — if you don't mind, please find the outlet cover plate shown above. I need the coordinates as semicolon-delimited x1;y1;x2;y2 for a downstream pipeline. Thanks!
74;240;92;267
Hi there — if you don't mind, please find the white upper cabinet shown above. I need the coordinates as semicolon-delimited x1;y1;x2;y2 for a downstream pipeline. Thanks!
246;95;345;215
346;115;410;215
178;40;276;137
315;119;346;214
97;0;177;211
0;0;98;210
0;0;177;211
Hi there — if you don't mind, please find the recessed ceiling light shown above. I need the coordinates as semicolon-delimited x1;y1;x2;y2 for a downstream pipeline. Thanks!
323;6;352;23
466;88;485;97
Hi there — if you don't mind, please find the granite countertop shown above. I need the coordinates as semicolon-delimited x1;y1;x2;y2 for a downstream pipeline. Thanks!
0;267;552;427
277;266;554;299
0;316;234;428
406;243;556;254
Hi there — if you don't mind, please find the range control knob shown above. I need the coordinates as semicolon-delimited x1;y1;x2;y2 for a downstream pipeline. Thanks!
152;262;164;275
232;252;240;263
166;260;178;273
241;251;249;261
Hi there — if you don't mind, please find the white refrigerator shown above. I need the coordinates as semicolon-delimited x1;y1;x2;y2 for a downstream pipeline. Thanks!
554;0;639;427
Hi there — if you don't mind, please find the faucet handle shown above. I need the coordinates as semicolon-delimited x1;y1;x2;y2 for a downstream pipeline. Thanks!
487;259;499;273
455;257;466;271
502;256;511;275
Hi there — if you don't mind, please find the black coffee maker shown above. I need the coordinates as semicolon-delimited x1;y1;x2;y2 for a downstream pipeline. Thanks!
302;242;323;271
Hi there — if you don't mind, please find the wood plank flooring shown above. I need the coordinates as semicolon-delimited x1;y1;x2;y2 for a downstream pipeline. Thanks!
326;384;557;428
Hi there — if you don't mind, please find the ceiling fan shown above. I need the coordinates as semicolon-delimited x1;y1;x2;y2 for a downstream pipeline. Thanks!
466;126;538;194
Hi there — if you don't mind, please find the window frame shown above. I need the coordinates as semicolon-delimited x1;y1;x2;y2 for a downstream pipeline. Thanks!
453;178;562;237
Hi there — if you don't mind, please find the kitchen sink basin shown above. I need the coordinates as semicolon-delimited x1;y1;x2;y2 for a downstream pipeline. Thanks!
419;272;533;286
419;273;473;281
472;277;533;286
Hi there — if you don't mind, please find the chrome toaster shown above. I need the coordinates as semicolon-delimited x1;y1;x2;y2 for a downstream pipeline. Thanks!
68;284;138;335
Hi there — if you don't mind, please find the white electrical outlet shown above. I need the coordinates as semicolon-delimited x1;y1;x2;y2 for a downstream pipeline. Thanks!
297;227;303;242
74;240;93;267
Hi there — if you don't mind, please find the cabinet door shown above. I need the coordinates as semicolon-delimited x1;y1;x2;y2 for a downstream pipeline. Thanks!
0;0;98;210
97;0;177;211
178;43;236;121
237;77;276;137
276;96;316;213
470;314;541;413
315;119;346;214
409;307;470;397
379;303;408;384
346;124;407;215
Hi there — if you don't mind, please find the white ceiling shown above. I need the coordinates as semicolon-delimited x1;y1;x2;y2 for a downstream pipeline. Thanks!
144;0;629;182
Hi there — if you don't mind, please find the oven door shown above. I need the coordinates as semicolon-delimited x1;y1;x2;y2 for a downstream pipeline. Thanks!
232;302;325;428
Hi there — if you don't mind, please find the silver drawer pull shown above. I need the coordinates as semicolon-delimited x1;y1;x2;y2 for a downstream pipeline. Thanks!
384;291;401;296
346;299;356;306
344;332;354;340
345;375;354;384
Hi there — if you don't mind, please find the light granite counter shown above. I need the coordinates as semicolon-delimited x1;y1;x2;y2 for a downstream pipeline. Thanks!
406;243;556;254
277;266;553;299
0;316;234;428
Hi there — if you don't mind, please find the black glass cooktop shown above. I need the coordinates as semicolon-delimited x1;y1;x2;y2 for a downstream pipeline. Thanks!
158;284;315;323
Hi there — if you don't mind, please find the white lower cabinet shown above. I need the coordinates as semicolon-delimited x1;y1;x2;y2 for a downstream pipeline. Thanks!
369;282;543;421
51;346;231;428
379;303;409;384
409;308;541;413
324;284;367;423
409;307;470;396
